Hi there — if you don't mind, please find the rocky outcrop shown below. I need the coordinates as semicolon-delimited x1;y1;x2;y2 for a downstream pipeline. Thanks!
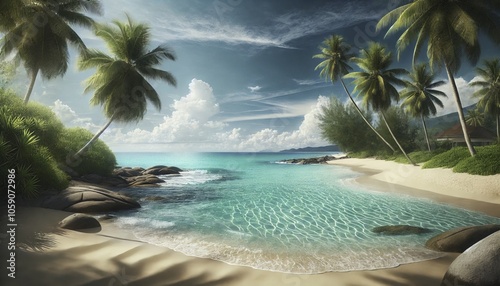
279;156;338;165
59;214;101;231
372;225;431;235
426;225;500;252
143;165;182;175
42;185;140;213
77;165;183;188
441;231;500;286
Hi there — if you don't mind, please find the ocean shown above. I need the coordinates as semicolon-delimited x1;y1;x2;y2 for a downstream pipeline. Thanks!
113;152;500;274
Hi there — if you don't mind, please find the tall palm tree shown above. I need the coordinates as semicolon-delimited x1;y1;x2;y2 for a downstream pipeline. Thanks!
313;35;396;152
400;63;447;151
471;58;500;140
377;0;500;157
0;0;102;104
73;15;177;158
345;42;416;165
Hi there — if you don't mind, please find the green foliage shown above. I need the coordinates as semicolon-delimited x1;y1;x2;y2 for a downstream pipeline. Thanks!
0;93;65;149
56;128;116;176
376;107;418;152
318;98;380;153
0;90;117;198
422;147;470;169
453;145;500;175
0;108;68;198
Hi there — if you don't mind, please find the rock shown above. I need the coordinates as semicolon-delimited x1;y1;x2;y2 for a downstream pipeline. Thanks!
42;185;140;213
372;225;431;235
59;214;101;231
426;225;500;252
143;166;181;175
441;231;500;286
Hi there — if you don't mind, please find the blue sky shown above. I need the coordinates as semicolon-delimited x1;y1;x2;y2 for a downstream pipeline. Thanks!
13;0;500;152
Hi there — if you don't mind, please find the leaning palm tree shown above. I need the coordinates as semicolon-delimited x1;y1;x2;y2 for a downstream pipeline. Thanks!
73;15;177;158
313;35;396;152
0;0;102;104
345;42;416;165
471;58;500;140
401;63;447;151
377;1;500;157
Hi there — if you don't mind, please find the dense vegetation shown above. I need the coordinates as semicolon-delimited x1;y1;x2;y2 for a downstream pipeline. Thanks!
0;89;116;198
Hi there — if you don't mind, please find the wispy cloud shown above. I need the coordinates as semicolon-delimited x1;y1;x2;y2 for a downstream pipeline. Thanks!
248;85;262;92
293;79;325;86
104;1;385;49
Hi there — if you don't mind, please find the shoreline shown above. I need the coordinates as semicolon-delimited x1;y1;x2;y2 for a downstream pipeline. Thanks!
328;158;500;218
4;157;500;285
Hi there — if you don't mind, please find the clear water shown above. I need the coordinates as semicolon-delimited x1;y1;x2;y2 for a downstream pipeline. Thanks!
113;152;500;274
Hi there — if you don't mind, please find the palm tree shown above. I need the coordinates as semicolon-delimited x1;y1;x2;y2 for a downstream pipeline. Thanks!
345;42;416;165
465;108;485;127
377;1;500;157
313;35;396;152
400;63;447;151
73;15;177;159
0;0;102;104
471;59;500;140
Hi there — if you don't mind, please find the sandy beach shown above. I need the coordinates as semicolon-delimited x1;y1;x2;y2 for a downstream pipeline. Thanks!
2;159;499;286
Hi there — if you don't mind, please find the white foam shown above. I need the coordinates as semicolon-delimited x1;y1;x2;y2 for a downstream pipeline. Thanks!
116;217;175;229
160;170;222;187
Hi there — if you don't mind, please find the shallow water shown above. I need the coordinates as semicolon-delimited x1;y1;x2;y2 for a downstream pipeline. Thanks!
113;152;500;273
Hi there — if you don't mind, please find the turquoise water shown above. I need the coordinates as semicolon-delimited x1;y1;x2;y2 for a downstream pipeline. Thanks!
113;152;500;273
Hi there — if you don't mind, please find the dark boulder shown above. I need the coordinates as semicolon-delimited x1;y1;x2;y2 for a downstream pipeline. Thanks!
42;185;140;213
441;231;500;286
59;214;101;231
426;225;500;252
372;225;431;235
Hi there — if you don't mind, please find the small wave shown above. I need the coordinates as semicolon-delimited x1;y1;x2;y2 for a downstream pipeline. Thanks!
116;217;175;230
160;170;222;187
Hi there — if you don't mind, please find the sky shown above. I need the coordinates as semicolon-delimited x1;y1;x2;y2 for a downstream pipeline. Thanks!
10;0;500;152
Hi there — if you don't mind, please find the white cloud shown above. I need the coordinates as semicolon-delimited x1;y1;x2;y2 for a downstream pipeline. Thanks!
434;76;480;116
51;79;330;152
248;86;262;92
50;100;97;129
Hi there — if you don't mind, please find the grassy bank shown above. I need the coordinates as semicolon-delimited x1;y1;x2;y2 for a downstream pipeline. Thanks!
349;145;500;176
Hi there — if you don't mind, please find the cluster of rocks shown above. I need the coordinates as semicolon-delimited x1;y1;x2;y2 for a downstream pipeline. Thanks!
279;155;339;165
77;165;183;188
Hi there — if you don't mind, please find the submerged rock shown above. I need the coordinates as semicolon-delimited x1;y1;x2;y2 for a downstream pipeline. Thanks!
279;156;337;165
441;231;500;286
42;185;141;213
426;224;500;252
59;214;101;231
372;225;431;235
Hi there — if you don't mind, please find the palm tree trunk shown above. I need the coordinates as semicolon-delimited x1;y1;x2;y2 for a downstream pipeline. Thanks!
340;79;396;152
421;114;431;152
444;64;477;156
380;111;417;166
497;115;499;142
73;113;116;158
23;69;39;104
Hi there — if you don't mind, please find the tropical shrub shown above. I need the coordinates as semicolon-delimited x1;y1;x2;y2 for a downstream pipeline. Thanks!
55;127;116;176
318;98;380;153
